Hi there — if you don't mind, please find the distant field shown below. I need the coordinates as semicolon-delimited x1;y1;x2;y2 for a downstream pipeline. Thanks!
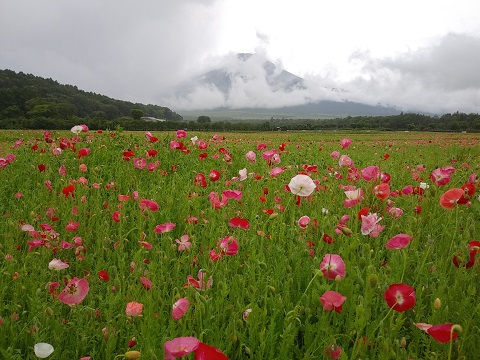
0;129;478;359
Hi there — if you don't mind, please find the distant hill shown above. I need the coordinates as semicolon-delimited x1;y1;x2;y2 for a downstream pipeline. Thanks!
0;69;182;122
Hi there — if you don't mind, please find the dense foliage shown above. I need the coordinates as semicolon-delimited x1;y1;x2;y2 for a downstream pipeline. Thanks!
0;69;183;126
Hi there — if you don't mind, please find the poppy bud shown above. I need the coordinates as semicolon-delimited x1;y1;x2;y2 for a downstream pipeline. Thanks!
368;274;378;288
341;227;353;236
452;324;462;334
401;337;407;348
434;298;441;310
334;274;343;283
269;212;278;220
124;350;141;359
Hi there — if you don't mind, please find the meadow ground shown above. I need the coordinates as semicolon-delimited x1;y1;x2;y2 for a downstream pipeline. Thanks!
0;129;478;359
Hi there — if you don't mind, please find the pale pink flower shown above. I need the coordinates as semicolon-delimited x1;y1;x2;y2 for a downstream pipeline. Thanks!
330;151;340;159
270;167;284;177
344;188;363;208
133;158;147;170
288;174;316;197
385;234;413;249
175;235;191;251
48;258;69;270
164;337;199;360
172;298;189;320
245;151;256;163
58;165;67;177
361;213;383;236
125;301;143;317
239;168;247;181
430;167;453;186
339;155;353;167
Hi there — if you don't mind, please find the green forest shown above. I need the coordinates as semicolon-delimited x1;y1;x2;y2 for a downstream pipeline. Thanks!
1;69;479;132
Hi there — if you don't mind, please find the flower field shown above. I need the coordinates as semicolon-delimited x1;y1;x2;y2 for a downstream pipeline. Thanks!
0;128;479;359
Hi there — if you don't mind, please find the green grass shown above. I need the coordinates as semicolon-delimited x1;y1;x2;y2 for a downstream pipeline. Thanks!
0;130;479;359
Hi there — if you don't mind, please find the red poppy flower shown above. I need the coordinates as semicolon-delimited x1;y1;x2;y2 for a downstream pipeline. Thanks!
209;170;220;182
139;199;159;212
62;185;75;198
77;148;91;159
194;342;228;360
384;283;416;312
228;217;250;229
426;324;459;343
439;188;464;209
98;270;110;281
322;233;335;244
457;183;476;204
38;164;46;172
373;183;390;200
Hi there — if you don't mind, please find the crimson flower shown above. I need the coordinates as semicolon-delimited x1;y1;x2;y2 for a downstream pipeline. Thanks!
62;185;75;198
58;277;89;305
228;217;250;229
384;283;416;312
194;342;228;360
320;290;347;313
209;169;220;182
98;270;109;281
385;234;413;250
140;276;152;290
77;148;91;159
38;164;46;172
139;199;159;212
320;254;346;280
427;324;459;343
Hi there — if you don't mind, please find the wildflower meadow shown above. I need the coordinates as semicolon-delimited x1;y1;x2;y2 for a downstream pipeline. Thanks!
0;128;479;359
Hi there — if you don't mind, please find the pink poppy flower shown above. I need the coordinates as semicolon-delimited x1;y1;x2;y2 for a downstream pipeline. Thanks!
77;148;91;159
439;188;464;209
194;342;228;360
340;138;352;149
262;149;278;163
320;254;346;280
219;235;239;256
126;301;143;317
430;167;454;186
172;298;189;320
384;283;416;312
208;192;229;209
228;217;250;229
185;270;213;291
339;155;353;167
164;337;199;360
288;174;316;197
154;222;176;233
223;189;242;201
132;157;147;170
209;169;220;182
58;277;89;305
175;235;191;251
239;168;247;181
344;188;363;208
385;234;413;249
197;140;208;150
139;199;159;212
388;207;403;219
65;221;80;232
426;323;459;343
361;166;380;181
297;215;310;229
330;151;340;159
140;276;152;290
270;167;284;177
243;308;252;321
414;322;433;332
176;129;187;139
245;151;256;163
320;290;347;313
361;213;383;236
48;258;69;270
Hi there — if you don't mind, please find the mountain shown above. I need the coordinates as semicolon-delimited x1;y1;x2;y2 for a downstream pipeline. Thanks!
171;53;402;119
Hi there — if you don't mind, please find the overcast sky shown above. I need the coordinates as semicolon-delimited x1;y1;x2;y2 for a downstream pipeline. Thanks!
1;0;480;114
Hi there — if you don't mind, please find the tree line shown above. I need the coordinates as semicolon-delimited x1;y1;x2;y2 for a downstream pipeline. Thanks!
0;69;479;132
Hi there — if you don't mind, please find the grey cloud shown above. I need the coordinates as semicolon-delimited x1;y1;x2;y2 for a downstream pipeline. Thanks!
343;33;480;113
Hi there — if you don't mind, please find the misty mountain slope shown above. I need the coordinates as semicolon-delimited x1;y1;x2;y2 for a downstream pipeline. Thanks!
169;52;402;117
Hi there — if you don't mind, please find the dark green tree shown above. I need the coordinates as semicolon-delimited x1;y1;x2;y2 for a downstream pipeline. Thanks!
131;108;144;120
197;115;211;123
